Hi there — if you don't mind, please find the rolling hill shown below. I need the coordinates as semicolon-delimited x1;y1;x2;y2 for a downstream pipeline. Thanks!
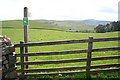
1;19;112;32
35;20;95;31
1;20;62;31
80;19;112;25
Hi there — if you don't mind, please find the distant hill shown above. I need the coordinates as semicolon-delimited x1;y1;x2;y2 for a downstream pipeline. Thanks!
35;20;95;30
1;20;62;31
79;19;112;25
1;19;112;31
58;19;112;25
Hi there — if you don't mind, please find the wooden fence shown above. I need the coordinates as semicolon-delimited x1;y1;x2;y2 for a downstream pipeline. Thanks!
14;37;120;77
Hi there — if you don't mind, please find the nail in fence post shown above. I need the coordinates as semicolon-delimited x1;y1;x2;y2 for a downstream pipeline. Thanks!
20;41;25;76
86;36;93;78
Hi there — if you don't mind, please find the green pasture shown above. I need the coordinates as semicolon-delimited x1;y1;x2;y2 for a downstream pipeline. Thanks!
2;29;119;67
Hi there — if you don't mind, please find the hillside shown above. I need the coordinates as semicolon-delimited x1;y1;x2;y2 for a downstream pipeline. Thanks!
1;20;61;30
35;19;112;30
80;19;112;25
36;20;95;30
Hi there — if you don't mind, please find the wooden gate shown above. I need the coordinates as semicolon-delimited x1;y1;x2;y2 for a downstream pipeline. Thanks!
14;37;120;77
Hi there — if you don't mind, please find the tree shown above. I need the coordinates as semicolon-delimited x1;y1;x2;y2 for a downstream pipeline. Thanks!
94;21;120;33
94;24;106;33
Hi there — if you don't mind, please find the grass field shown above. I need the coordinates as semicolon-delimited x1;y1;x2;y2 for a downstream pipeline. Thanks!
1;20;120;79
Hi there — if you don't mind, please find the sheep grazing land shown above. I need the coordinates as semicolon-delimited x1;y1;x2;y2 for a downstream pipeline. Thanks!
1;20;120;79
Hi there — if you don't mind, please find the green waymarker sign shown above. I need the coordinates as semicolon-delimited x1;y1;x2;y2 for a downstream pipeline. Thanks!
23;17;28;25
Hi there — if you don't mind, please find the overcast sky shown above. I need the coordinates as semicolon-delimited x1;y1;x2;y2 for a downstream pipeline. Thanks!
0;0;119;21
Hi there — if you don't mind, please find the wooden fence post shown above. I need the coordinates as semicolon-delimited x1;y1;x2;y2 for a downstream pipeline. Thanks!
24;7;29;69
20;41;25;76
86;36;93;78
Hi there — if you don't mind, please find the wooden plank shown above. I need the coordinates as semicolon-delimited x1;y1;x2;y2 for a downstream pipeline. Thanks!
16;63;120;72
15;47;119;57
15;49;87;57
14;37;120;48
93;37;120;42
20;41;25;75
86;37;93;78
91;63;120;69
21;70;86;76
92;55;120;61
17;66;86;72
16;58;87;65
90;67;120;73
16;55;120;65
92;47;120;52
21;68;120;76
14;39;89;47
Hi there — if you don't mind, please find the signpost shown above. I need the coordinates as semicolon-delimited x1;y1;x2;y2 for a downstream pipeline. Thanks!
23;7;29;69
23;17;28;25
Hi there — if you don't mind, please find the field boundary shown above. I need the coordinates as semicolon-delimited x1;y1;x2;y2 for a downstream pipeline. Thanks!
13;37;120;78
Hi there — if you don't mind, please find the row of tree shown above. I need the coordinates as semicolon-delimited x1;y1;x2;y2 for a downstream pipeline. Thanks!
94;21;120;33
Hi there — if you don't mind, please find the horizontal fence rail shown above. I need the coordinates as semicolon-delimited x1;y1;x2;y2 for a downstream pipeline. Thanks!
14;37;120;48
13;37;120;77
16;49;87;57
92;47;120;52
15;47;120;57
16;55;120;66
21;68;120;76
16;63;120;73
93;37;120;42
16;58;88;65
14;39;88;48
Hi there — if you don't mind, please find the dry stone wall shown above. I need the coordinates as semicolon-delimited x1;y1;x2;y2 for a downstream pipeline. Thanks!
0;35;18;80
